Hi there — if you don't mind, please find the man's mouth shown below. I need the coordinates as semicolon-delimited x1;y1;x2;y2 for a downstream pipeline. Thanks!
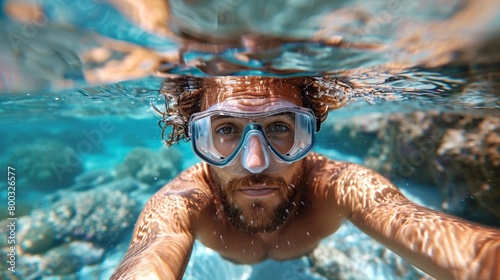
239;185;276;197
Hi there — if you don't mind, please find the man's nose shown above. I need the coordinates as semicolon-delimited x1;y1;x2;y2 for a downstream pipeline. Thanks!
242;134;269;173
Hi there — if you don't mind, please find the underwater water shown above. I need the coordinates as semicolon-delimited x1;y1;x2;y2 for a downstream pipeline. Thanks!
0;0;499;279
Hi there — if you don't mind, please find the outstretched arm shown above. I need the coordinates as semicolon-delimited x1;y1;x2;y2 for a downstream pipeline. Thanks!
331;163;500;280
111;167;211;280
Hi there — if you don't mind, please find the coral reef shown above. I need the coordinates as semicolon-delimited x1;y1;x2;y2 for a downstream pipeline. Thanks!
41;241;104;276
115;147;183;186
71;169;115;191
20;188;139;254
319;111;500;226
4;138;83;190
0;241;105;279
0;186;140;278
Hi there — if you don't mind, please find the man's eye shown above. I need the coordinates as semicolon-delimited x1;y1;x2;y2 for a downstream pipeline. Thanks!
215;125;237;135
268;123;291;133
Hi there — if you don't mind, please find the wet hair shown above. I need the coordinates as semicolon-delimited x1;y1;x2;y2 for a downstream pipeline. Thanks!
153;76;351;147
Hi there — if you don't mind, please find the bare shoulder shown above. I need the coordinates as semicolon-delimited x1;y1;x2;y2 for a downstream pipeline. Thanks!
304;153;405;217
153;163;212;200
130;163;213;245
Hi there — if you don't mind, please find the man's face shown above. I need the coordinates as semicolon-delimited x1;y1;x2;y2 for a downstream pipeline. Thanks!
209;156;305;234
200;84;308;233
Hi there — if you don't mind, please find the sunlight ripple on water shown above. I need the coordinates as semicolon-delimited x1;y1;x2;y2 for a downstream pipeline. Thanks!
0;0;498;118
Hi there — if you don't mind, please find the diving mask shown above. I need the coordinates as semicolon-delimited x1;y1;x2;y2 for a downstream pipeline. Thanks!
188;101;316;173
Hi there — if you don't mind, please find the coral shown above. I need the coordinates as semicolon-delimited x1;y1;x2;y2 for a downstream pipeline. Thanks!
5;138;83;190
19;188;140;255
115;147;183;186
1;241;104;279
19;220;56;254
431;116;500;224
0;174;141;278
41;241;104;276
71;169;115;191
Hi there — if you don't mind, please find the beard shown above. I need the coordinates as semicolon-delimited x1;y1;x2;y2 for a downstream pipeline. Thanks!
209;165;305;234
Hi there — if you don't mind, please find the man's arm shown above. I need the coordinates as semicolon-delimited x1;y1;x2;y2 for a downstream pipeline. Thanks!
329;163;500;280
111;166;211;280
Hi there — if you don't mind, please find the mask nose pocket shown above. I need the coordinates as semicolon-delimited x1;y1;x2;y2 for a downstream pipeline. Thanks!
241;131;270;173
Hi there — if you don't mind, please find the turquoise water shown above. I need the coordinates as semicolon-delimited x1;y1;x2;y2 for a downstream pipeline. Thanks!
1;0;499;279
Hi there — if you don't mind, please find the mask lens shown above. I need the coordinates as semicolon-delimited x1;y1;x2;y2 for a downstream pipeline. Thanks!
210;115;245;158
275;110;315;161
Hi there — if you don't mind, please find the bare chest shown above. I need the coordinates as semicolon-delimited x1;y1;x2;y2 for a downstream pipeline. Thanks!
195;208;342;264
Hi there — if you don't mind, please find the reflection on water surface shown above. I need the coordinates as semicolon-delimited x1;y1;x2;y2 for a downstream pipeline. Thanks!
0;0;498;114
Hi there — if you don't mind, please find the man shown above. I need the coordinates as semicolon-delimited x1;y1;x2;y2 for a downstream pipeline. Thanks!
112;76;499;280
